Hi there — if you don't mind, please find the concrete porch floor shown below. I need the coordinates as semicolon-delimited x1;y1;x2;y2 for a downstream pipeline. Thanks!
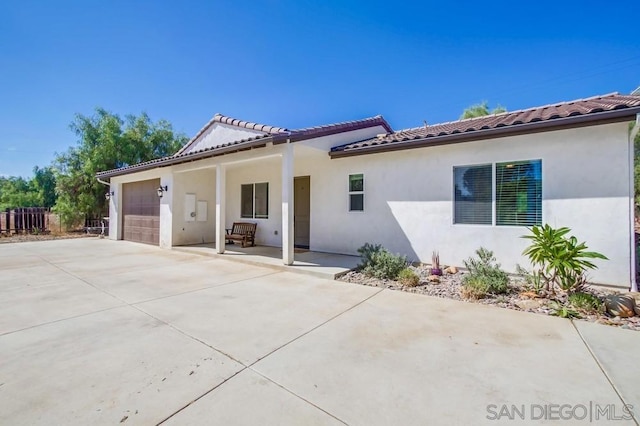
172;243;360;279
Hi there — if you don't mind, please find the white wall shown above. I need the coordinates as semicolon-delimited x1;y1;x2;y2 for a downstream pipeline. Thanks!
172;169;216;246
295;122;632;288
225;156;282;247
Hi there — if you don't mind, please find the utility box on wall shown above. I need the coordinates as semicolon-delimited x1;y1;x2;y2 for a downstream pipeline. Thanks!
184;193;196;222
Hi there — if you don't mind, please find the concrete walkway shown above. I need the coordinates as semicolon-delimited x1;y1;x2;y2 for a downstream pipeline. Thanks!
0;238;638;425
173;243;360;279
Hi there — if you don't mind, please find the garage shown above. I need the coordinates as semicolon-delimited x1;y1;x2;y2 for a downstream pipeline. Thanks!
122;179;160;245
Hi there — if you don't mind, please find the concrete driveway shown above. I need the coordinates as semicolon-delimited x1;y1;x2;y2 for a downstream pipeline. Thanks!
0;238;638;425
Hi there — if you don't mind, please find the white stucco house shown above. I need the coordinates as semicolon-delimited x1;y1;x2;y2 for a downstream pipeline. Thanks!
97;93;640;289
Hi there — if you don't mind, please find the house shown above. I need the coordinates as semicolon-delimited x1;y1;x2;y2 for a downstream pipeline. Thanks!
97;93;640;289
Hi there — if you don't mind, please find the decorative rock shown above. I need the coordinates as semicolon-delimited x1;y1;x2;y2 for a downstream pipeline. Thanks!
604;294;636;318
445;266;458;274
515;299;543;311
628;292;640;315
427;275;440;283
519;291;539;300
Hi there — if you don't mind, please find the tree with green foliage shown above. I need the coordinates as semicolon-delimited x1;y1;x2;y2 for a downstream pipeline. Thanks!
32;166;57;208
53;108;188;226
460;101;506;119
0;176;40;210
0;166;57;210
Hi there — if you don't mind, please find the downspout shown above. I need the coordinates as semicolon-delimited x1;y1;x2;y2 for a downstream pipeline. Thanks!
96;176;111;236
629;114;640;292
96;177;110;187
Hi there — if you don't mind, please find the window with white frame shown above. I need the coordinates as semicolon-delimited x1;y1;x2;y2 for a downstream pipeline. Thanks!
241;182;269;219
453;160;542;226
349;173;364;211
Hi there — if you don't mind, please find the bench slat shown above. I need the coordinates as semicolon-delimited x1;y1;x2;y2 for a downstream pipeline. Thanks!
227;222;257;247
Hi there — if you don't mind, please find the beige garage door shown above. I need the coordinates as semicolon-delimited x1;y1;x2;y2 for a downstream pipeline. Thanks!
122;179;160;245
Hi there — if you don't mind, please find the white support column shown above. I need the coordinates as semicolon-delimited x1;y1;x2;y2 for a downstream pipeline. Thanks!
629;114;640;292
216;164;226;254
282;141;294;265
159;174;174;248
109;181;122;240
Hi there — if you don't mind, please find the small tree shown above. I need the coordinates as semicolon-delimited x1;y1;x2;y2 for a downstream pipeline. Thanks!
53;108;188;227
521;225;607;293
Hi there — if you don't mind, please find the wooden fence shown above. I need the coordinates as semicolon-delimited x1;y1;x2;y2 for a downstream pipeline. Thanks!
0;208;50;235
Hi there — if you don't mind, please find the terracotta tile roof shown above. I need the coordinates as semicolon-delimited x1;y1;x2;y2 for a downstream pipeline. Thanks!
175;113;288;156
97;133;273;178
285;115;393;142
97;115;391;178
330;93;640;158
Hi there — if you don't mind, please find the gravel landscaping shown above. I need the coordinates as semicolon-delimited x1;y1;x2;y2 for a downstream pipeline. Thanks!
340;264;640;331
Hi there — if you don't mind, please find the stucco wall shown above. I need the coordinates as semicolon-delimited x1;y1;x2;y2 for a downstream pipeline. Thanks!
172;169;216;246
294;122;632;287
225;156;283;247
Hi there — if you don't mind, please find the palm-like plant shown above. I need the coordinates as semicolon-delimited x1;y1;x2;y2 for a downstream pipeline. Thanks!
521;225;607;293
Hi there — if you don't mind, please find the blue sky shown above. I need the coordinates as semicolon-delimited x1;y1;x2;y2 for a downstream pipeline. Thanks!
1;0;639;177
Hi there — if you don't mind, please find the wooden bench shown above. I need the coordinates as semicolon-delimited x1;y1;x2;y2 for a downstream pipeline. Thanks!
226;222;257;247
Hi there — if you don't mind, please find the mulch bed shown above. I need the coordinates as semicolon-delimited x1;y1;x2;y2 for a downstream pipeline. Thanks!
340;265;640;331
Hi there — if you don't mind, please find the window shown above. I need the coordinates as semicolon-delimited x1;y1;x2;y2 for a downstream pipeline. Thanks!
496;160;542;226
453;160;542;226
241;182;269;219
454;165;492;224
349;174;364;211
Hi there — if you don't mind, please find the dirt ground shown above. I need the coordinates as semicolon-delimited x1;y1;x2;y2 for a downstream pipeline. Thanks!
0;232;98;244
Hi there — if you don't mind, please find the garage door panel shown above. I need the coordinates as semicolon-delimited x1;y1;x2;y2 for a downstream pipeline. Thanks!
123;179;160;246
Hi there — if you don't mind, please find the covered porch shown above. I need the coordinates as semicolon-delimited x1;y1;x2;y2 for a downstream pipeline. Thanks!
172;243;360;280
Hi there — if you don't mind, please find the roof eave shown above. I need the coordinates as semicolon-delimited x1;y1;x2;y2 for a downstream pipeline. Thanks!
329;107;640;159
96;137;274;179
274;117;393;144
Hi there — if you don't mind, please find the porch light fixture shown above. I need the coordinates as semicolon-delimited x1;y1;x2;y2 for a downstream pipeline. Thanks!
105;191;114;200
157;185;168;198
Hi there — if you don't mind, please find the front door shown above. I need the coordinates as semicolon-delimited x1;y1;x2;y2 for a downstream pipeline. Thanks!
294;176;310;248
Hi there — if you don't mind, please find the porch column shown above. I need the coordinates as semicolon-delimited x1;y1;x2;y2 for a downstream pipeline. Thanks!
282;141;294;265
108;181;122;240
216;164;226;254
159;174;174;248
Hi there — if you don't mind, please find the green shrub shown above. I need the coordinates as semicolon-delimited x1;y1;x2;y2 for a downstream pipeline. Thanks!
357;243;384;269
521;225;607;293
357;243;407;280
461;248;509;299
568;292;603;314
549;301;581;319
398;268;420;287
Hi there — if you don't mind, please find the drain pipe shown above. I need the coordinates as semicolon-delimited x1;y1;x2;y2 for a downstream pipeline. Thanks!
96;177;110;187
96;177;111;236
629;113;640;292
